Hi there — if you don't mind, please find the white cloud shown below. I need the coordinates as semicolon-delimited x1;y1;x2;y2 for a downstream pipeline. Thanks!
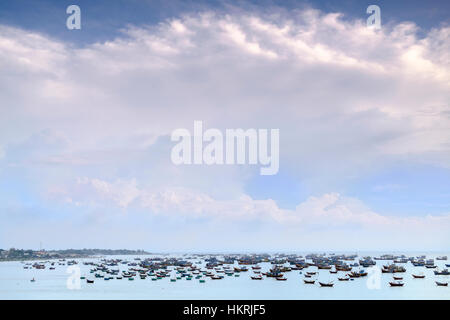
70;177;450;238
0;9;448;174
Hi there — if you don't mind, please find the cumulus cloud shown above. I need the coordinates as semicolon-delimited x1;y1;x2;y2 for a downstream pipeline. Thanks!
1;9;449;160
66;177;450;241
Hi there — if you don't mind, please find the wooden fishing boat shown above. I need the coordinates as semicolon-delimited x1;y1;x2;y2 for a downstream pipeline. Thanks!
348;272;360;278
412;274;425;279
276;277;287;281
251;275;263;280
336;266;352;271
329;270;338;274
338;277;349;281
434;269;450;275
319;282;333;287
263;270;284;278
435;281;448;286
389;281;404;287
393;276;403;280
304;279;315;284
86;279;94;283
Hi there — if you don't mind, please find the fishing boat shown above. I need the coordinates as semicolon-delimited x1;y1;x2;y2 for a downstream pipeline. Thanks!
30;278;35;282
86;279;94;283
336;265;352;271
434;269;450;275
389;281;404;287
319;282;333;287
263;268;284;278
382;264;406;273
251;275;263;280
412;274;425;279
338;277;349;281
435;281;448;286
304;279;315;284
393;276;403;280
276;276;287;281
348;272;360;278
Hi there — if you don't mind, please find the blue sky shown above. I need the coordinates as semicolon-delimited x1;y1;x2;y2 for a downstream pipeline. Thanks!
1;0;449;44
0;0;449;251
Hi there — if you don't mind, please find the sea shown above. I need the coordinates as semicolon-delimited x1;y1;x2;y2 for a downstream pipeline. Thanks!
1;252;449;300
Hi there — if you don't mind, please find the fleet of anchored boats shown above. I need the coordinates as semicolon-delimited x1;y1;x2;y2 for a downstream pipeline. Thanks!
22;253;449;288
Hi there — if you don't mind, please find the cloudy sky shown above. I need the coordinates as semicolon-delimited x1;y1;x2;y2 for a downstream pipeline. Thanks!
0;0;449;252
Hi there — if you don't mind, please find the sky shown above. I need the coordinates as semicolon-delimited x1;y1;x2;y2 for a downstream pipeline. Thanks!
0;0;449;252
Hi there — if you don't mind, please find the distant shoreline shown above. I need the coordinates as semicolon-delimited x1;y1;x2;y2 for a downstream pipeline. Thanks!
0;249;150;262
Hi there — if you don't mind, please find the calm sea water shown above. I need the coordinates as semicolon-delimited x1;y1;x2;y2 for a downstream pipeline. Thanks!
1;252;449;300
